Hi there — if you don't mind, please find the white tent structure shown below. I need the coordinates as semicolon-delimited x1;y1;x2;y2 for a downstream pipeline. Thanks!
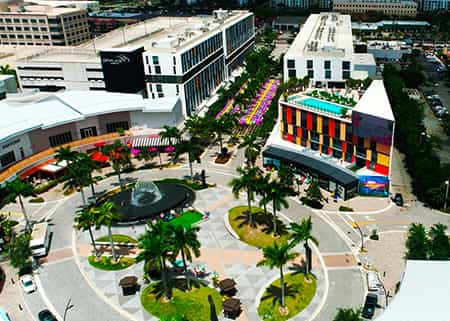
375;260;450;321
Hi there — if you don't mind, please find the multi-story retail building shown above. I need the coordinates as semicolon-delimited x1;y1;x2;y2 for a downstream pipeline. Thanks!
16;9;255;117
0;5;90;46
283;13;376;87
333;0;418;16
420;0;450;11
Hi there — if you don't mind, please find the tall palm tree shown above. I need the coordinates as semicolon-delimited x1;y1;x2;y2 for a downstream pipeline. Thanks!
93;201;122;261
102;140;131;189
159;125;181;146
168;225;201;290
175;137;203;179
77;152;99;197
4;178;34;230
229;166;260;227
289;217;319;274
260;180;289;236
75;206;98;257
55;146;78;164
184;116;210;142
63;164;90;206
256;172;272;216
257;242;299;309
137;221;171;300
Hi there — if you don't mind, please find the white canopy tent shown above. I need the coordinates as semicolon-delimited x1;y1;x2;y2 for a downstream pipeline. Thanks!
375;260;450;321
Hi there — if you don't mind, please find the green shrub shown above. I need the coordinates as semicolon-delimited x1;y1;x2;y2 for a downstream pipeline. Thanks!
29;197;44;203
96;234;137;244
34;179;60;194
63;189;74;196
338;205;354;212
300;196;323;209
88;256;134;271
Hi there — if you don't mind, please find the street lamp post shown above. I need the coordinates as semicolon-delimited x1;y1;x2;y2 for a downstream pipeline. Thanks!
353;221;364;252
444;180;449;210
63;298;73;321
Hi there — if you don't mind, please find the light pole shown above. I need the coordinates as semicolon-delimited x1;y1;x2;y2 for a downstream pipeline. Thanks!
63;298;73;321
444;180;449;210
353;221;364;252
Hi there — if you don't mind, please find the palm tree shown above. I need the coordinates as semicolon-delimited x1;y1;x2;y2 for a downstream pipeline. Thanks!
333;308;363;321
260;180;289;236
75;207;98;257
256;172;272;216
63;164;90;206
137;221;171;300
175;137;203;179
168;225;201;290
102;140;131;189
55;146;78;164
4;178;34;230
229;166;260;227
93;201;122;261
213;114;234;152
159;125;181;146
77;153;100;197
257;242;299;309
184;116;211;142
289;217;319;275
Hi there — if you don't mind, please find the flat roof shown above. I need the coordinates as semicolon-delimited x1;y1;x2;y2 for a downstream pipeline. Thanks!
286;12;353;59
375;260;450;321
273;16;303;25
18;48;100;64
2;4;82;15
263;145;359;186
352;53;376;65
0;91;179;143
80;10;252;52
352;20;430;31
353;79;395;121
334;0;417;4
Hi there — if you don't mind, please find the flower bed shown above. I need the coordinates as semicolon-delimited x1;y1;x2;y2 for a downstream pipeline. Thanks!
239;79;280;125
215;82;247;119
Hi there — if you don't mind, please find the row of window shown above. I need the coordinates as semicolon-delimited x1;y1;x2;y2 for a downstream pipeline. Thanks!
225;16;254;55
0;25;48;32
287;68;350;80
184;57;225;116
0;17;46;24
181;33;223;73
287;59;351;70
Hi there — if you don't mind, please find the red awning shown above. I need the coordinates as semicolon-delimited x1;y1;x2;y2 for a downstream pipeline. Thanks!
19;159;54;180
91;151;108;163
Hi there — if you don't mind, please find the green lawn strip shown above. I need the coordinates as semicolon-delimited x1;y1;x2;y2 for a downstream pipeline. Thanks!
88;256;135;271
166;211;203;228
154;178;209;191
95;234;138;244
258;273;317;321
141;283;222;321
228;206;290;248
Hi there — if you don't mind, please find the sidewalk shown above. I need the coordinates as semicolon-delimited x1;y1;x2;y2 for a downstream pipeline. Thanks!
0;263;33;321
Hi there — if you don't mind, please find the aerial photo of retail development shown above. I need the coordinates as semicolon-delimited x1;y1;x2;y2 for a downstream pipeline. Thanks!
0;0;449;320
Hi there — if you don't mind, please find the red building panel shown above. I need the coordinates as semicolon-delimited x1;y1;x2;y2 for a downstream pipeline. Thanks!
286;134;293;142
297;127;302;138
306;112;313;131
286;107;292;124
374;164;389;175
328;147;332;155
342;141;347;154
328;119;335;137
366;160;370;168
352;135;358;145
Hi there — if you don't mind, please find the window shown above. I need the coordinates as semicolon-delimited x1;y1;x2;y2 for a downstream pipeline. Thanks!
0;151;16;167
307;70;314;78
342;61;351;70
13;18;20;23
106;121;129;133
30;19;37;23
40;27;47;32
288;69;296;78
32;27;38;31
38;19;45;23
22;19;28;23
173;56;176;65
307;60;313;69
325;70;331;79
152;56;159;64
342;70;350;79
49;132;73;147
156;84;162;92
24;26;30;31
173;66;176;74
324;60;331;69
5;18;11;23
154;66;161;74
287;59;295;68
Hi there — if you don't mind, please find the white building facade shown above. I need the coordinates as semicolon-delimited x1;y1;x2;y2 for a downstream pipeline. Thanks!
284;13;376;88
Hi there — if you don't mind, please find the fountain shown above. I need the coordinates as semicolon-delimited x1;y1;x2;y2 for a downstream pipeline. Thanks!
131;181;162;207
101;179;195;224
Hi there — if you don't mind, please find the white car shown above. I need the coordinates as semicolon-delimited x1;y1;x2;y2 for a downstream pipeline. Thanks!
20;275;37;294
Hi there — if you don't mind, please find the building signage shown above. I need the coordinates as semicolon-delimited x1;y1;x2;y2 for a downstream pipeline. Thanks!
100;47;146;93
358;175;389;197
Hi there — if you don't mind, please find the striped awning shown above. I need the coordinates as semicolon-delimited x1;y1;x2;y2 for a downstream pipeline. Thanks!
130;135;177;148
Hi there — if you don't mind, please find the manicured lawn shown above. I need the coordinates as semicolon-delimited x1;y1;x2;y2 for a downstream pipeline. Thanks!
141;283;222;321
258;273;317;321
229;206;290;248
166;211;203;228
95;234;138;244
88;256;135;271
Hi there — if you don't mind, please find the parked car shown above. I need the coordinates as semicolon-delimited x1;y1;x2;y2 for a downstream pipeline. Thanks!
20;274;37;294
366;271;382;291
38;309;58;321
392;193;404;206
362;293;378;319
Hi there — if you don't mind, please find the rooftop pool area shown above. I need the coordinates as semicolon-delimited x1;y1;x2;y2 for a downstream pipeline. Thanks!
288;96;348;116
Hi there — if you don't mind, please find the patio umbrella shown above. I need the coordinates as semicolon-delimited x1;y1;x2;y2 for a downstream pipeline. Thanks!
208;294;218;321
